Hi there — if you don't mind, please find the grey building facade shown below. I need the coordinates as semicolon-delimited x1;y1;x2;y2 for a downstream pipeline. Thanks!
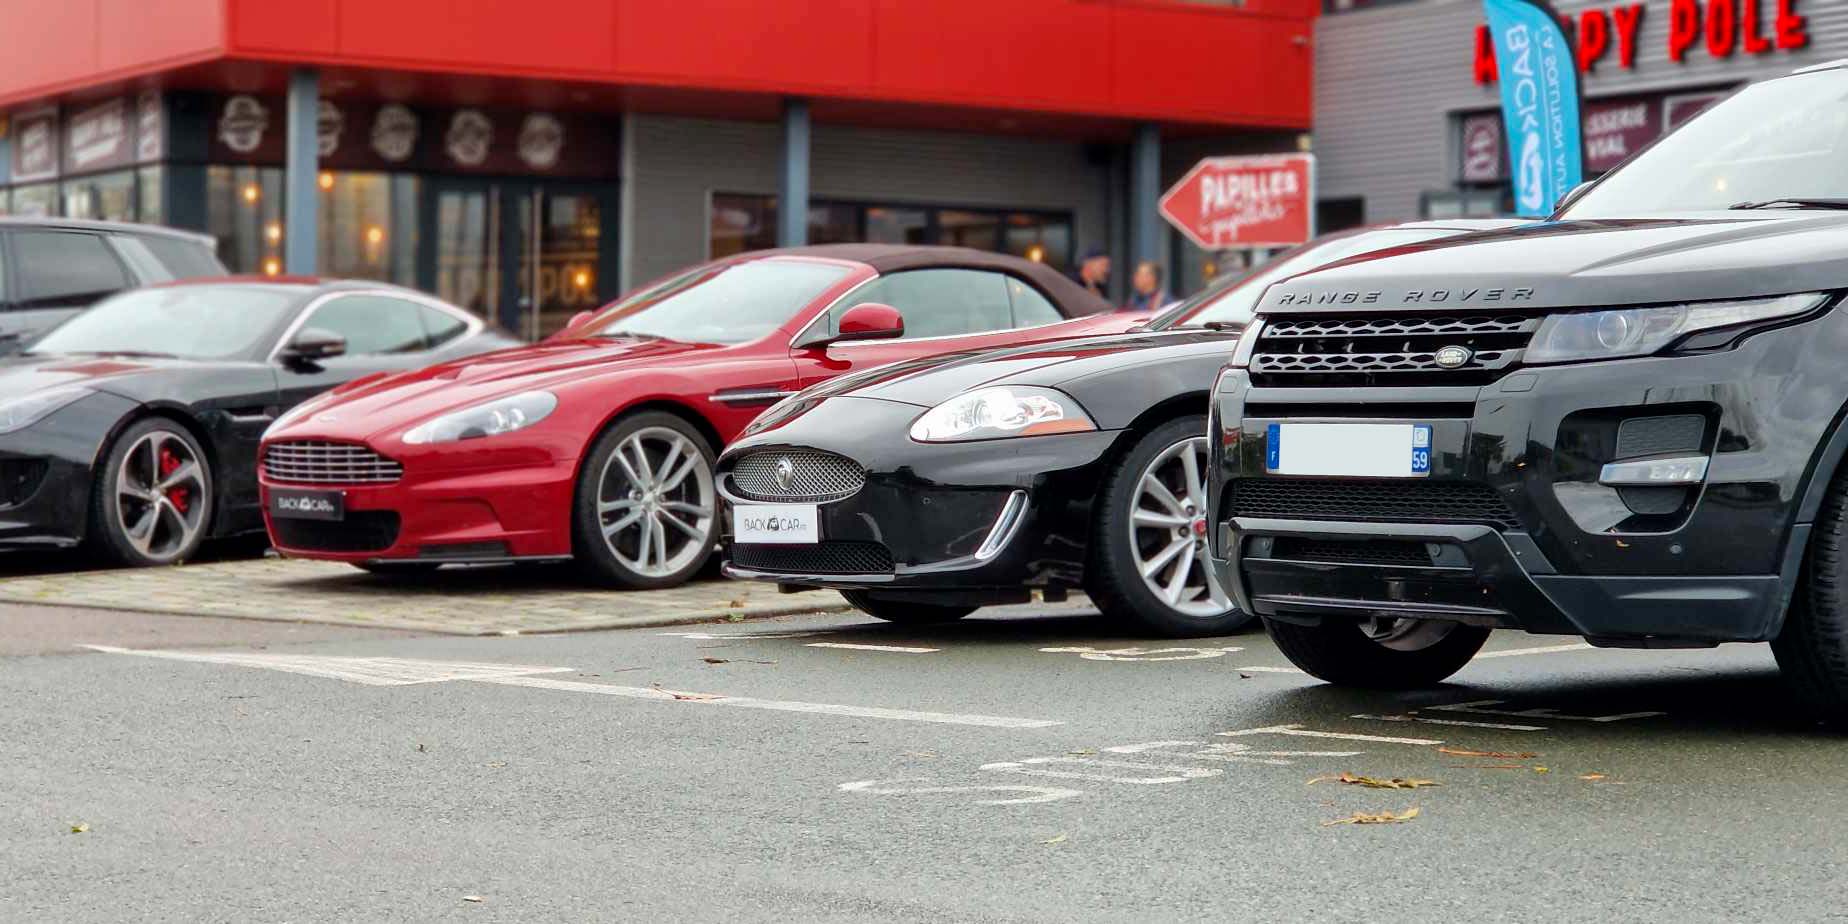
1315;0;1848;224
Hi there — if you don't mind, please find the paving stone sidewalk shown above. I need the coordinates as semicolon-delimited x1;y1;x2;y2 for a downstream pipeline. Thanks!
0;558;851;635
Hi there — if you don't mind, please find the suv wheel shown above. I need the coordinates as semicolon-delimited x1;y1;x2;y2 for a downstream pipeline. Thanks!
572;412;718;590
1266;616;1490;688
840;590;975;625
1086;415;1254;638
90;418;214;567
1772;471;1848;718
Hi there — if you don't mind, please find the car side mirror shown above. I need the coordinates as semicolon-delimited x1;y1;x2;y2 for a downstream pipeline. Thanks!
796;303;905;349
281;327;347;364
566;310;595;329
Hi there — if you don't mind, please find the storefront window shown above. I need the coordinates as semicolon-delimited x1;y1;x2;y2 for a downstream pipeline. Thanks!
63;170;138;222
11;183;58;218
207;165;286;276
0;189;11;216
318;172;418;287
710;193;1073;269
517;189;603;339
137;165;163;226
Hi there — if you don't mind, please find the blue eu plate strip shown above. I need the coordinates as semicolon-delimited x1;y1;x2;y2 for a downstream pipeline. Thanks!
1411;424;1432;475
1266;423;1280;471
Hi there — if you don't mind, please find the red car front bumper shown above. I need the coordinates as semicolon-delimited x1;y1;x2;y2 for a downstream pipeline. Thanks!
259;450;579;564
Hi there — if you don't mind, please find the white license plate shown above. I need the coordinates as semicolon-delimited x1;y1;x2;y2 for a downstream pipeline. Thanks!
1266;423;1432;478
731;504;820;544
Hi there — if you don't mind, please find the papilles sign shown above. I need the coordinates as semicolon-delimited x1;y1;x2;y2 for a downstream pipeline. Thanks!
1475;0;1809;83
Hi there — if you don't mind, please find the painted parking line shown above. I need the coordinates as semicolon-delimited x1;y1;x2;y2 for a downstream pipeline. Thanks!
1350;713;1548;732
88;646;1057;729
1234;665;1306;675
806;642;941;654
1475;642;1595;659
1218;723;1445;746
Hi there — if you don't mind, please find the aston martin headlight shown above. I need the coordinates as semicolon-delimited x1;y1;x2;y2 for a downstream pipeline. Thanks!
908;386;1095;443
402;391;558;445
0;386;91;435
1526;293;1828;364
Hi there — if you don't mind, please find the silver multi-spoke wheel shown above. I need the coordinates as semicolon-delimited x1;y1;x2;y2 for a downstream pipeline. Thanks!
1129;435;1232;618
114;428;208;562
595;425;715;578
1360;616;1456;652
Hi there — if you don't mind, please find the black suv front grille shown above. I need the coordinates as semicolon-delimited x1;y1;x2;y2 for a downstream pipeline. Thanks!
1267;537;1434;567
1229;478;1523;531
730;541;895;575
1250;313;1542;387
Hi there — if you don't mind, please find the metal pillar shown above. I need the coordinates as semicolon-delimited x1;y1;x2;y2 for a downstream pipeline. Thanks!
778;99;811;248
1129;122;1162;267
284;68;320;275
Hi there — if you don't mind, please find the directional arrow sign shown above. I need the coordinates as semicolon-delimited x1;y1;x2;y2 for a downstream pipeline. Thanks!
1159;153;1315;251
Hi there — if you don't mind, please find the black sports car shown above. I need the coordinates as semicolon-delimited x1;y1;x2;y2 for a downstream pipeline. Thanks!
717;221;1523;637
0;278;516;566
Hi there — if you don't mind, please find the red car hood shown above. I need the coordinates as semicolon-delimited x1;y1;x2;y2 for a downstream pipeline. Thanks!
274;336;716;441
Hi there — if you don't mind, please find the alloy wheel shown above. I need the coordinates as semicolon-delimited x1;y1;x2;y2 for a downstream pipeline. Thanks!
595;426;716;578
1359;616;1456;652
1128;435;1232;618
114;429;209;562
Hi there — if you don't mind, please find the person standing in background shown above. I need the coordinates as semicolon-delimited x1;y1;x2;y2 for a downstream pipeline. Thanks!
1123;260;1172;313
1072;248;1111;299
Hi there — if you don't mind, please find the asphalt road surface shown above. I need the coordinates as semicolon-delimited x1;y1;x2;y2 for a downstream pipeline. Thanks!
5;599;1843;922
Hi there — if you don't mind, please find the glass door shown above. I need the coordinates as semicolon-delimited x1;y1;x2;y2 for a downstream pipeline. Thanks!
421;180;616;340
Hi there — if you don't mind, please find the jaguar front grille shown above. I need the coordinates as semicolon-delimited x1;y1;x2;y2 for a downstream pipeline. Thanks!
730;450;866;502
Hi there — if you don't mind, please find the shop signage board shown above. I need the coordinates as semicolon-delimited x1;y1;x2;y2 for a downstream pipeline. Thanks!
1158;153;1315;250
1474;0;1810;82
1481;0;1584;217
1458;88;1722;182
1461;113;1505;182
11;108;59;182
63;98;132;174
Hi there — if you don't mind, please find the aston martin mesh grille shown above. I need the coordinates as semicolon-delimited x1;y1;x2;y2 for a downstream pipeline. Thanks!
731;450;866;502
1229;478;1523;531
270;511;401;552
1250;313;1542;386
730;541;894;575
264;441;403;484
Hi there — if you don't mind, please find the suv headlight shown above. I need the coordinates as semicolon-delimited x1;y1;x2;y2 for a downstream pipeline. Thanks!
0;386;90;435
909;386;1095;443
1526;293;1828;364
403;391;558;445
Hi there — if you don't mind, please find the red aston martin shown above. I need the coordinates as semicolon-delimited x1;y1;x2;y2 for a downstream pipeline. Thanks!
257;245;1141;588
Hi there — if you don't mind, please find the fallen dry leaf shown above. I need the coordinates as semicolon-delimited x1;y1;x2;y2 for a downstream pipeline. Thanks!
1579;773;1607;781
1042;833;1068;845
1323;807;1420;827
1308;772;1439;790
701;657;731;664
1534;766;1550;774
1437;747;1538;759
728;597;748;608
462;895;486;904
650;682;722;701
69;823;88;834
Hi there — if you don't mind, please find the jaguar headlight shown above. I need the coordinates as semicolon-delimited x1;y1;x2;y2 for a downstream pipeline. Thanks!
403;391;558;445
908;386;1095;443
0;386;90;435
1526;293;1828;364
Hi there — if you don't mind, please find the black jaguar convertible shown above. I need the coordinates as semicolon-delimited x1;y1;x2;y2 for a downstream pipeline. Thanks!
719;220;1521;637
0;279;514;566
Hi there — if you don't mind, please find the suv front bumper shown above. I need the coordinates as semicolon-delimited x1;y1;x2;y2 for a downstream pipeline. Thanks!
1207;317;1841;644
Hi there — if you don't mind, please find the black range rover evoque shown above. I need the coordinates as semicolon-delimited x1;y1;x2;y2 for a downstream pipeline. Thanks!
1208;60;1848;715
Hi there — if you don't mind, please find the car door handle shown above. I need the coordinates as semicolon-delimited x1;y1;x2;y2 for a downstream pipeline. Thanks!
711;386;797;407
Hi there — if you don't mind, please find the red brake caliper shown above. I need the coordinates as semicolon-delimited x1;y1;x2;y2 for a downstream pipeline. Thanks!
158;447;189;514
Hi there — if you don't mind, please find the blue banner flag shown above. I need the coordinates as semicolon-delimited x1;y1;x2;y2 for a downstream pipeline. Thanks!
1482;0;1584;217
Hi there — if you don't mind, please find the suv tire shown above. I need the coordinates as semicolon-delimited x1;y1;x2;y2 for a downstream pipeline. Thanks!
1773;471;1848;719
1266;616;1491;689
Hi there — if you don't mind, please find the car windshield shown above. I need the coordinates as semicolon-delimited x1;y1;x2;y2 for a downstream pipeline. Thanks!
1563;69;1848;218
577;258;852;345
28;286;300;360
1155;229;1463;329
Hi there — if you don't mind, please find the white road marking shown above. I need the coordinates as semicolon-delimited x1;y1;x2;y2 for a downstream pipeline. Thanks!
1217;723;1444;746
82;646;572;686
90;646;1059;729
481;675;1059;728
1234;665;1305;674
1474;642;1596;659
838;779;1083;805
1101;741;1293;766
1041;646;1243;662
1351;713;1547;732
806;642;940;654
1428;699;1666;723
981;756;1223;785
